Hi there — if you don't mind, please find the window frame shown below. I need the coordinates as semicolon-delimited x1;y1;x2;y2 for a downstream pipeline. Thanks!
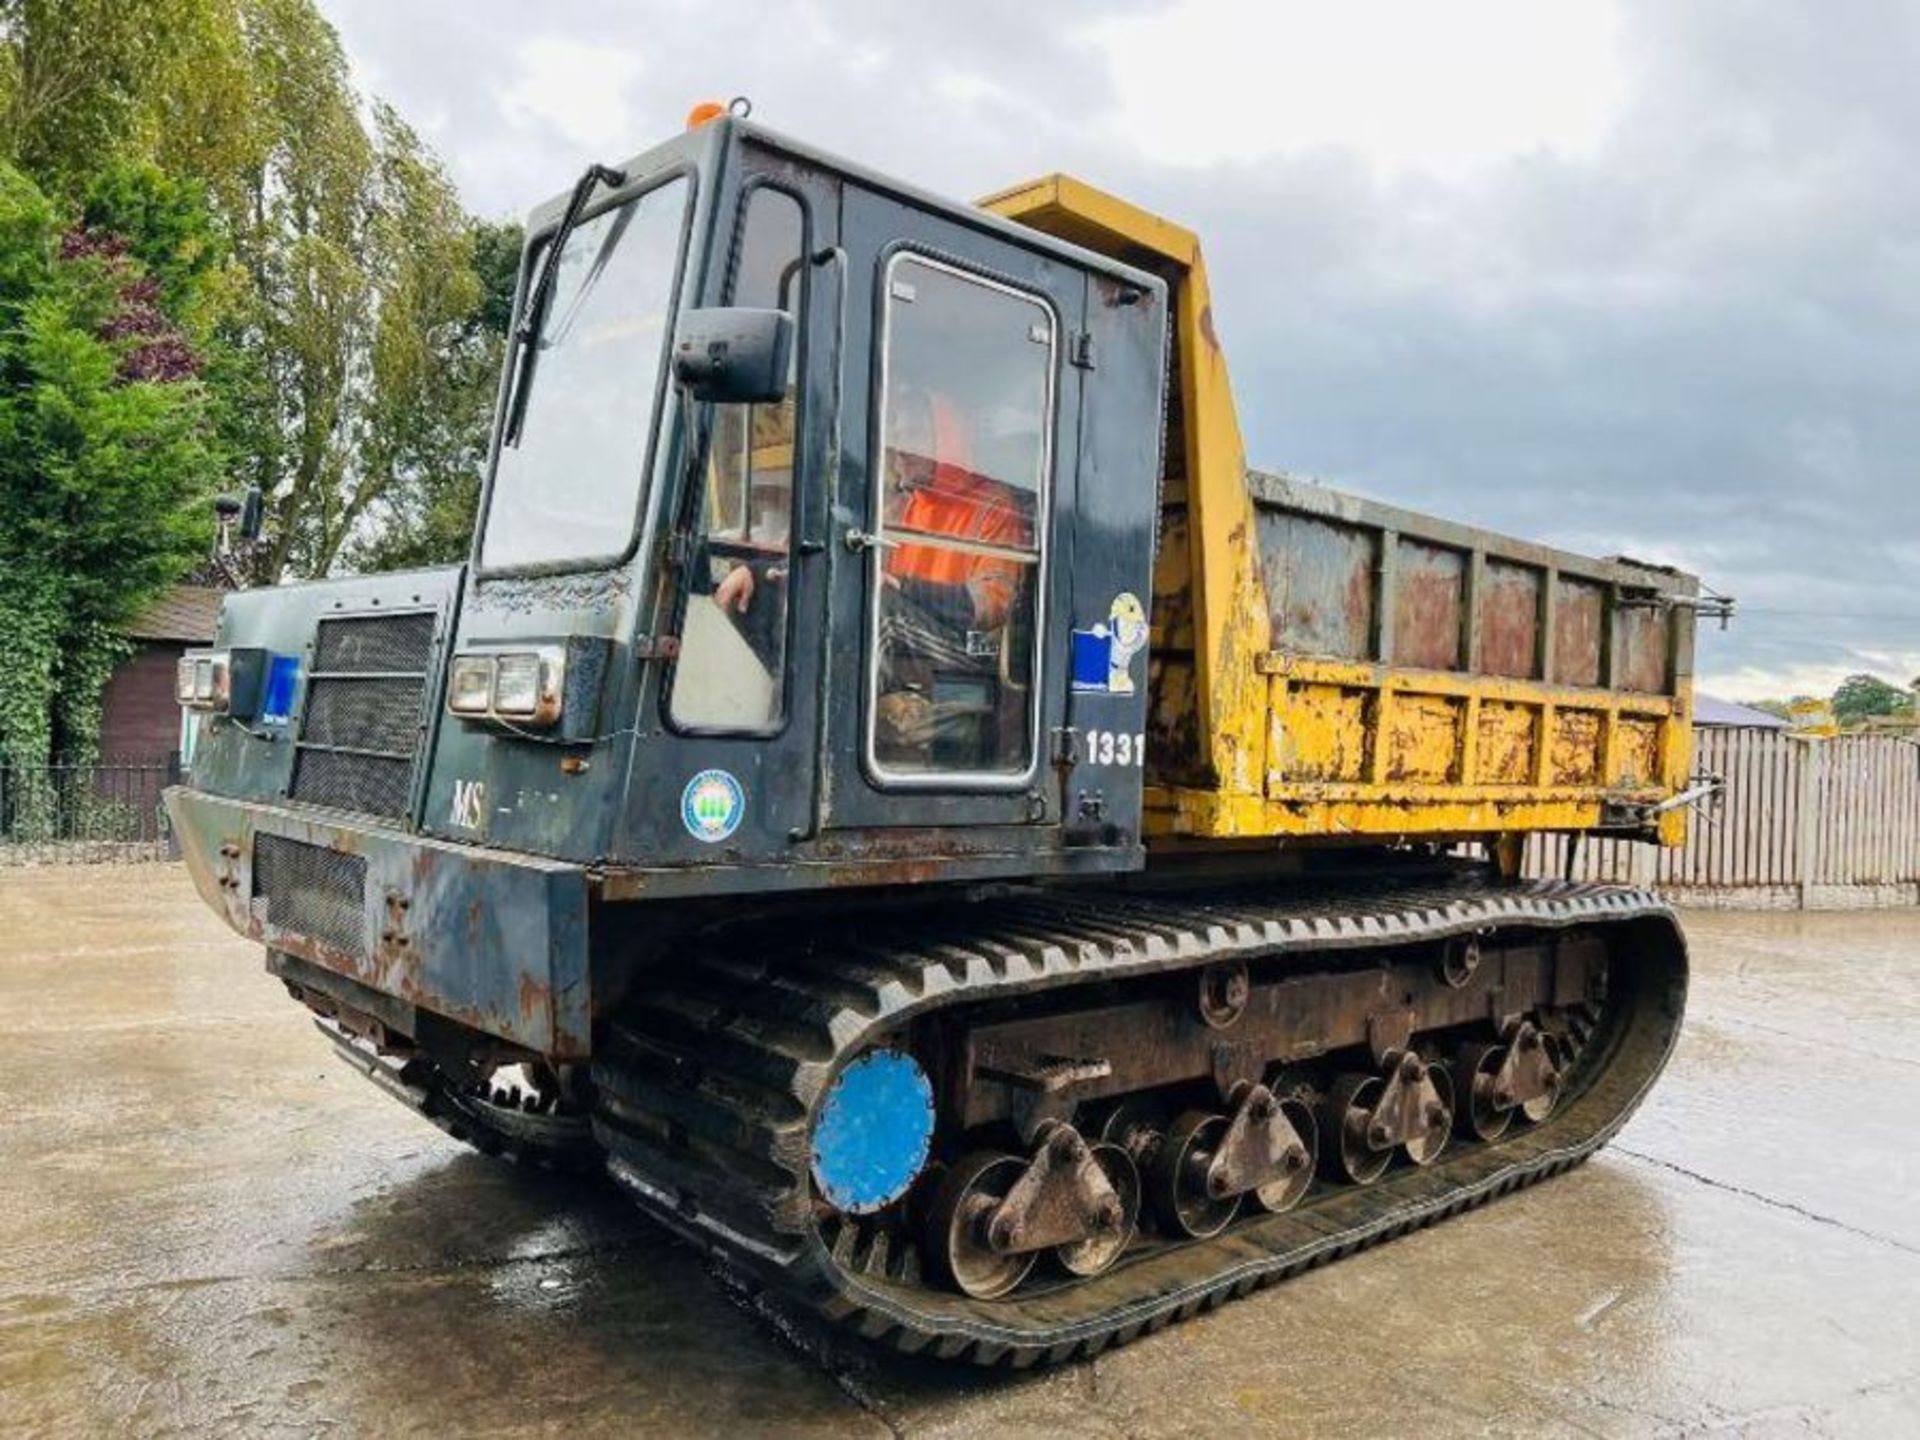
862;247;1060;791
473;164;699;580
662;177;811;739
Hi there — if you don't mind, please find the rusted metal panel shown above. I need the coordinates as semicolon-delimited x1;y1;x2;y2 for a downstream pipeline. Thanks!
1614;606;1672;694
1549;709;1603;786
1391;539;1464;671
1238;477;1696;845
1551;578;1604;687
1476;701;1536;784
1479;560;1541;679
164;786;593;1058
1615;717;1662;789
1270;678;1369;783
1257;509;1375;661
1385;692;1463;784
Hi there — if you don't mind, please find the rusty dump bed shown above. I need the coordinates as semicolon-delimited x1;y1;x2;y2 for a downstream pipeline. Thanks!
984;176;1699;851
1162;472;1698;842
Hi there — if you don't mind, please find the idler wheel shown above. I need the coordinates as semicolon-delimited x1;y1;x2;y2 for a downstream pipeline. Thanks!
1250;1096;1319;1214
1150;1111;1240;1238
1055;1142;1141;1278
1324;1073;1393;1185
923;1151;1036;1300
1455;1042;1513;1142
1402;1062;1453;1167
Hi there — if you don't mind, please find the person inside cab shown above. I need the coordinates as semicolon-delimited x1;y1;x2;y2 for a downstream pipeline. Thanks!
711;382;1036;771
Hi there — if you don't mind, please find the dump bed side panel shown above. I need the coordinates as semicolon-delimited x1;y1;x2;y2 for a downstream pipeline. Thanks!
1147;472;1697;842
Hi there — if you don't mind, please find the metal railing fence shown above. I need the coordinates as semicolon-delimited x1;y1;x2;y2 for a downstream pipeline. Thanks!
0;755;178;864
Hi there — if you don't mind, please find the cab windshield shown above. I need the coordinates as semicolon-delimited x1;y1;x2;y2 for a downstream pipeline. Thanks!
480;176;691;571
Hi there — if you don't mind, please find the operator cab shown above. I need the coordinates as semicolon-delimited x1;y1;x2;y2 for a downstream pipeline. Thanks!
423;117;1168;891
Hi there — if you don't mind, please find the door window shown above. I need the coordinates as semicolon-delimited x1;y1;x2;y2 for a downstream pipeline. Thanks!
867;254;1055;781
669;187;805;731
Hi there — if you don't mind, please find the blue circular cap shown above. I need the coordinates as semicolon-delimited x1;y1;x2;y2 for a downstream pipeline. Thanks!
809;1049;935;1214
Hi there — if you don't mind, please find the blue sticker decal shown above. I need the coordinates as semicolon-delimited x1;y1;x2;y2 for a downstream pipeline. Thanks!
681;768;745;843
1072;627;1111;689
261;653;301;726
809;1049;935;1214
1071;592;1149;694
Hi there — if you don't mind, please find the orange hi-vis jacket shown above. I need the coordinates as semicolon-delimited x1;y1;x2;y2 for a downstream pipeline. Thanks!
884;396;1034;628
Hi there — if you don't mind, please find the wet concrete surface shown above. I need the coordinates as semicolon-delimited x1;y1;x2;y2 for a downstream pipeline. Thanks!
2;867;1917;1438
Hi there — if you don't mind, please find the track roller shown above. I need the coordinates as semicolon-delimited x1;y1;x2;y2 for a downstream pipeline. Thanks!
1454;1020;1564;1140
924;1152;1036;1300
1150;1110;1241;1237
924;1124;1138;1297
1325;1050;1456;1179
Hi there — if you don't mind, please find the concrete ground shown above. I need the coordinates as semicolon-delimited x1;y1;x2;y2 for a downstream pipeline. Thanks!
2;868;1917;1439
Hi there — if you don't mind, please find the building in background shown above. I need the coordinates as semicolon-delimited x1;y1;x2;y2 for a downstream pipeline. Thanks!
1692;694;1788;730
101;586;224;761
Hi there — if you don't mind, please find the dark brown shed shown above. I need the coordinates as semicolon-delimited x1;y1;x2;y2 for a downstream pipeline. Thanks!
99;586;225;760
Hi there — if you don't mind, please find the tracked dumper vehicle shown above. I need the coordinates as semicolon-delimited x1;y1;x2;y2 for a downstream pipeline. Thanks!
169;115;1699;1365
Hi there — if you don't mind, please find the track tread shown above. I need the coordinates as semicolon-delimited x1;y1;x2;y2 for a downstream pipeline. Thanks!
594;873;1686;1365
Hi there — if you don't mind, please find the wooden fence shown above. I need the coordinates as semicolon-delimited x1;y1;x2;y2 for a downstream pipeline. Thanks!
1520;730;1920;908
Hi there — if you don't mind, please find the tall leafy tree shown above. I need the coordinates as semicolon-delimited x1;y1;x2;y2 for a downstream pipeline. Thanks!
0;162;219;782
1830;674;1912;727
0;0;508;773
348;215;519;571
3;0;506;582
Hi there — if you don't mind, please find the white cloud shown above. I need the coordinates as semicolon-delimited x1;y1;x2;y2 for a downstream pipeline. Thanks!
1705;654;1920;704
314;0;1920;702
1084;0;1626;178
501;35;644;152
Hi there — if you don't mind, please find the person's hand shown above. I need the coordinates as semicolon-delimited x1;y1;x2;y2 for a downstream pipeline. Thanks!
715;564;755;613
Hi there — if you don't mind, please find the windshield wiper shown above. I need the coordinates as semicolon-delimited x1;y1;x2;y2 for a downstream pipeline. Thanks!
502;161;628;447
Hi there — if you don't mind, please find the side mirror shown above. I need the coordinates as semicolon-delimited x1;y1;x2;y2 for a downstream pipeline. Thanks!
214;486;265;542
239;484;264;542
672;306;793;404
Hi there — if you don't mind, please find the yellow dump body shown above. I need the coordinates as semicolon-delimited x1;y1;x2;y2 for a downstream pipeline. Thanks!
983;175;1697;849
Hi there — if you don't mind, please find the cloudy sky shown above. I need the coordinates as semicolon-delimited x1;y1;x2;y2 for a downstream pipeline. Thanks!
322;0;1918;701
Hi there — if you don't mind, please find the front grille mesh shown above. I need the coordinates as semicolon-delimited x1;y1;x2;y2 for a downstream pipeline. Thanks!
300;677;425;754
290;750;416;819
290;610;438;821
253;833;367;957
313;611;437;673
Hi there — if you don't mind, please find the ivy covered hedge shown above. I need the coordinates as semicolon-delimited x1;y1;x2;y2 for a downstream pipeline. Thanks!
0;162;219;798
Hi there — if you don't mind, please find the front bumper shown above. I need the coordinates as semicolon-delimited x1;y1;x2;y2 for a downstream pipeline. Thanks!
165;787;592;1059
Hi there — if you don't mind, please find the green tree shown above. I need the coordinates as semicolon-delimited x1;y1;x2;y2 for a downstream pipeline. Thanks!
1830;674;1912;727
214;2;499;579
0;0;507;582
0;162;218;786
348;215;519;570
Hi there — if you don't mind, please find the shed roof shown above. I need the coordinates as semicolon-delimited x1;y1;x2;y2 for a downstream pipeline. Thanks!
127;586;223;644
1694;694;1788;729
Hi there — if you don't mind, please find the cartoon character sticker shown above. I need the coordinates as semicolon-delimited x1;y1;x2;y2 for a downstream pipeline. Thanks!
1071;592;1149;695
681;768;745;843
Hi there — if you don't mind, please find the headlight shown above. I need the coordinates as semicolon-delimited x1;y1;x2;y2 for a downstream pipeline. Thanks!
448;656;495;715
446;647;566;727
178;651;229;711
492;653;542;718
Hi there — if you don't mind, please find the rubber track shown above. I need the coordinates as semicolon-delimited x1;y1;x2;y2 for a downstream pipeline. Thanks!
592;873;1688;1366
318;1018;597;1172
